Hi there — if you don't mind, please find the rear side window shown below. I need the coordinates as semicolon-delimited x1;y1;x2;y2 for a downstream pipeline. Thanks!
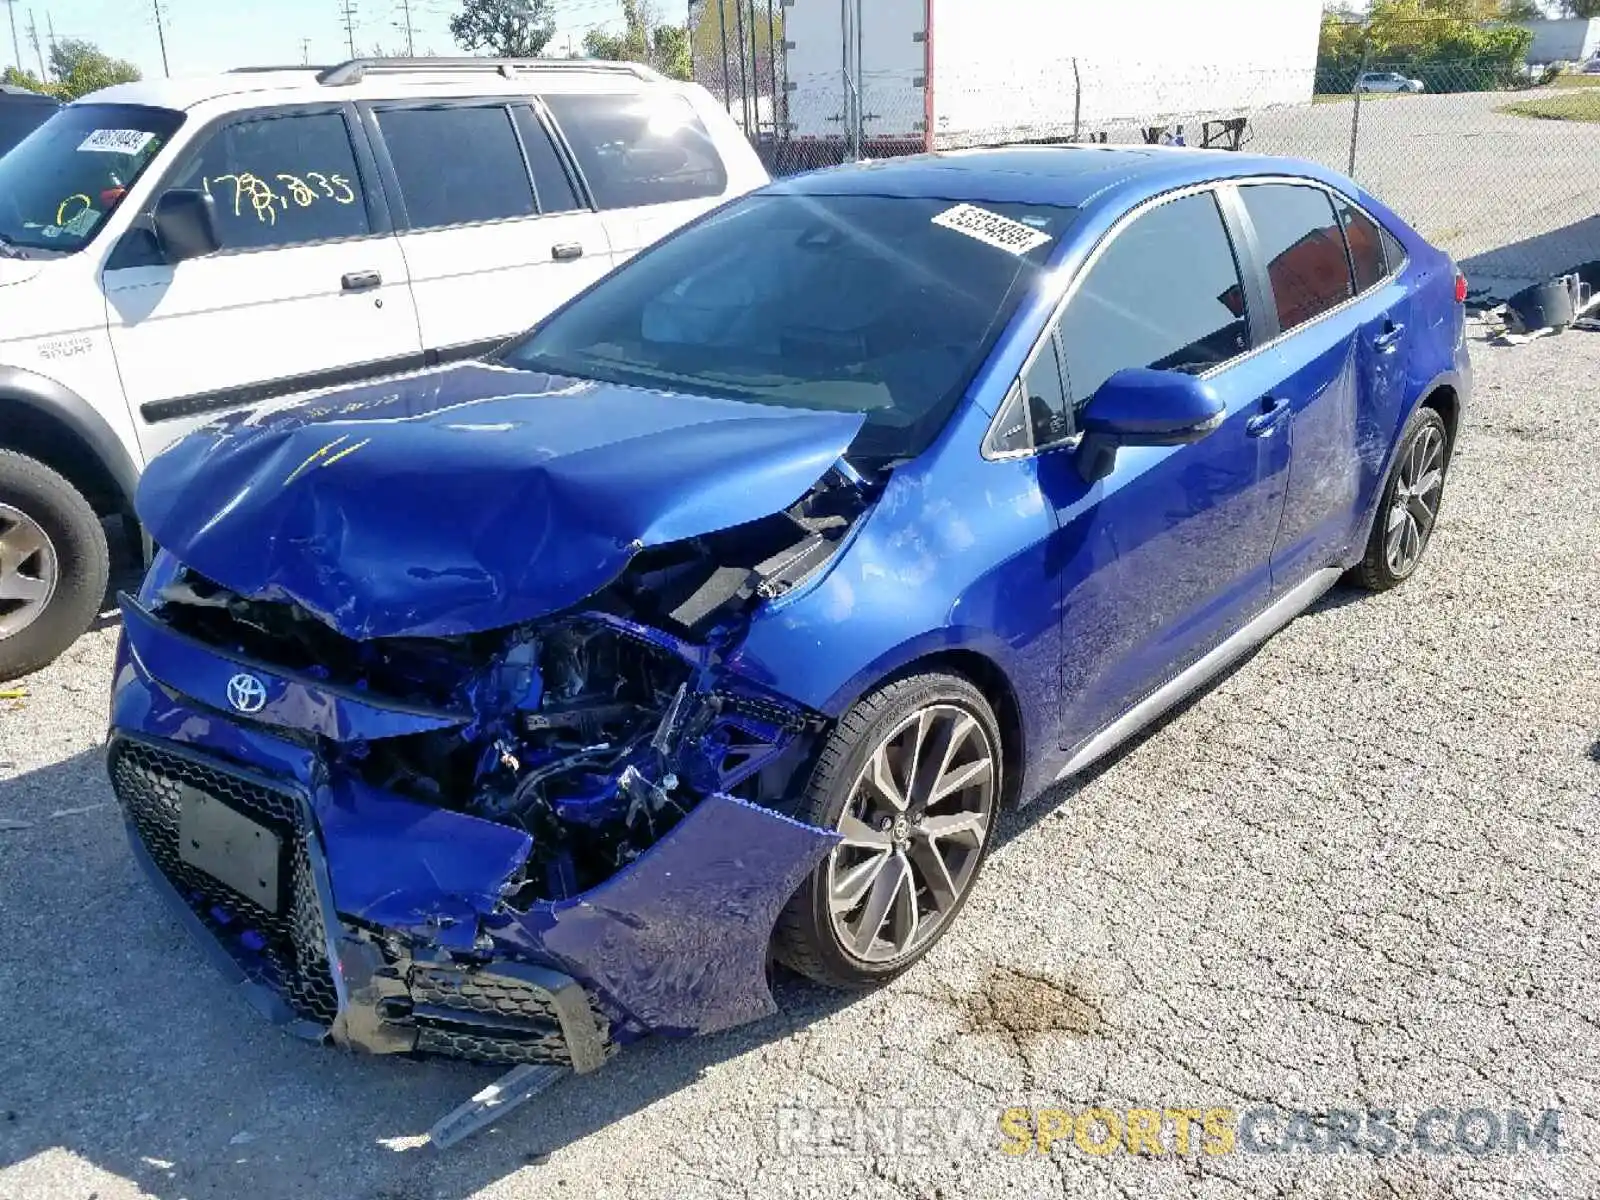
180;111;371;251
1058;191;1249;406
377;105;535;229
1336;199;1386;293
1239;184;1354;331
1379;224;1407;274
543;92;726;210
513;107;583;213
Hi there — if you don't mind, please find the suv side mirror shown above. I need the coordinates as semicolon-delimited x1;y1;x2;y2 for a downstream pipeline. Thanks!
152;188;220;263
1075;367;1226;483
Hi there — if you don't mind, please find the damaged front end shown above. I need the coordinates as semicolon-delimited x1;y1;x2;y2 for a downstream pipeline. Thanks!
107;372;877;1071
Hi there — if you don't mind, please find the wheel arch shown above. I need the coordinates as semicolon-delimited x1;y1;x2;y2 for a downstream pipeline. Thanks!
0;367;140;518
1419;381;1461;463
818;634;1029;811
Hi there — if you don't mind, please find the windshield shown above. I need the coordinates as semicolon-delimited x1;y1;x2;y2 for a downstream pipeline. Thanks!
0;103;182;255
499;192;1075;461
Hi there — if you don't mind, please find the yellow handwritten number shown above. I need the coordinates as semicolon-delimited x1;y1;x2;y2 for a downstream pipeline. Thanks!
55;194;93;228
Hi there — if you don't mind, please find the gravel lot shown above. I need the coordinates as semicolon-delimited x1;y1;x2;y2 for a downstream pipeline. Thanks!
2;324;1598;1200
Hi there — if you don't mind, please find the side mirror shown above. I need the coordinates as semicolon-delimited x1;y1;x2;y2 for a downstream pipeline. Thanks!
1075;367;1226;484
152;188;220;263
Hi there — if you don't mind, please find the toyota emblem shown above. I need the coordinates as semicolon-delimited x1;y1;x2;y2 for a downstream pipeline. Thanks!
226;672;268;714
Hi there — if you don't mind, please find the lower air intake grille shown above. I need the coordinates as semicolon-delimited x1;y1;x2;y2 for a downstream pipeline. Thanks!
110;739;340;1027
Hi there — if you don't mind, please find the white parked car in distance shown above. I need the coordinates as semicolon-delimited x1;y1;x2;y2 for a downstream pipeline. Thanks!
0;57;768;680
1356;71;1425;93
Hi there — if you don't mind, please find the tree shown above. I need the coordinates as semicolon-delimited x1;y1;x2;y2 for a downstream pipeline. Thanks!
449;0;556;57
1560;1;1600;16
1499;0;1546;16
583;2;691;80
1;66;50;94
44;38;140;101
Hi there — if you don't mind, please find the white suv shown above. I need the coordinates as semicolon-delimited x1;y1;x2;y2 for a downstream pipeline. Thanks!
0;58;766;679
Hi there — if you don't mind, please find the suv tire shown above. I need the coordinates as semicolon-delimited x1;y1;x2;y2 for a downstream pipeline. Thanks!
0;449;109;681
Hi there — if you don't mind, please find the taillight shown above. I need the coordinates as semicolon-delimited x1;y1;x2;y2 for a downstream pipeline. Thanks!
1454;271;1468;304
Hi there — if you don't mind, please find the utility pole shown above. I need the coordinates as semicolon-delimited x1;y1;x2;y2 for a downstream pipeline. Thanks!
339;0;357;58
150;0;170;76
26;8;42;79
43;8;52;58
299;36;311;64
396;0;413;56
4;0;21;73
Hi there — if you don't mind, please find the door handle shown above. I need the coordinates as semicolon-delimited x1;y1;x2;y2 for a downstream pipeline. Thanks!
1245;396;1291;438
342;270;382;292
551;242;584;262
1373;321;1406;351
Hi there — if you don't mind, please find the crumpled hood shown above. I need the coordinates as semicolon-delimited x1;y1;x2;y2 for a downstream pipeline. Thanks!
137;363;865;639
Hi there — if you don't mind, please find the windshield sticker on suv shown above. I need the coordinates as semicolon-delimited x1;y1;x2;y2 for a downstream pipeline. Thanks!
78;128;156;155
932;203;1053;256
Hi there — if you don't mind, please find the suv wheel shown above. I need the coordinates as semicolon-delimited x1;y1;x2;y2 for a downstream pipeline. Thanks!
772;672;1003;989
0;449;110;681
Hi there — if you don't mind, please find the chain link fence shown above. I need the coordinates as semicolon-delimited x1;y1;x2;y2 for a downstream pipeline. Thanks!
693;32;1600;301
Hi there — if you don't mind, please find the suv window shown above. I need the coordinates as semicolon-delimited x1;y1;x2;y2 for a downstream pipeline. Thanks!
376;105;535;230
1239;184;1354;331
543;93;727;210
1057;191;1248;407
176;111;370;251
513;107;583;213
1335;198;1386;292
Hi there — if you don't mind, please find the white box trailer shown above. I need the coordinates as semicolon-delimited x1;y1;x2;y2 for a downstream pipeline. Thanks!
778;0;1323;154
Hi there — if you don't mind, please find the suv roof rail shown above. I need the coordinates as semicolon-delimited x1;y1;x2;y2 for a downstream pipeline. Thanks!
229;65;332;74
315;56;661;86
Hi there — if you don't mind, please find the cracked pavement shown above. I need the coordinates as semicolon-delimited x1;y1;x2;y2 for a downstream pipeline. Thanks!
1;325;1597;1199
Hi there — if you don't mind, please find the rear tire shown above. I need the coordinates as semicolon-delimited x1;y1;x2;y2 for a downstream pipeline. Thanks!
1349;406;1450;592
0;449;109;682
772;671;1003;990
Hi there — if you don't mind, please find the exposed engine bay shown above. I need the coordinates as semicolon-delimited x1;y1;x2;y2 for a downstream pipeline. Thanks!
151;469;869;904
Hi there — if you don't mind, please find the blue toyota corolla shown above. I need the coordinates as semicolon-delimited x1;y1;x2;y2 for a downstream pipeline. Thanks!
109;147;1469;1077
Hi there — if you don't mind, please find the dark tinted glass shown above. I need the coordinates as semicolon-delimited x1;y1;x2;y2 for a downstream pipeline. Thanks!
501;193;1076;461
1240;184;1354;330
543;93;726;209
377;105;534;229
513;107;582;213
0;97;56;156
1024;336;1072;447
177;112;369;250
1058;192;1247;405
0;103;180;253
1379;224;1407;274
1336;198;1386;292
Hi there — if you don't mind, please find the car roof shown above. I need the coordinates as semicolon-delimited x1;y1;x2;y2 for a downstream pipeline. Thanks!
771;145;1355;211
73;60;677;113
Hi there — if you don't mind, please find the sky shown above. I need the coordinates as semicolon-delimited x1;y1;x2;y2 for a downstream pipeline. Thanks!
0;0;685;79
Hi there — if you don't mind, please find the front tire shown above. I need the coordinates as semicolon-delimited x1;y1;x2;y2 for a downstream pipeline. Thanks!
772;672;1003;990
1350;406;1450;592
0;449;110;682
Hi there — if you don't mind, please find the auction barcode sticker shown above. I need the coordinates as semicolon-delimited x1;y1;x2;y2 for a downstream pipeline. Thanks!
931;203;1052;256
78;129;155;155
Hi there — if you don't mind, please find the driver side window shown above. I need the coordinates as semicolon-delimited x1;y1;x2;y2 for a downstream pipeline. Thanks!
1057;190;1249;409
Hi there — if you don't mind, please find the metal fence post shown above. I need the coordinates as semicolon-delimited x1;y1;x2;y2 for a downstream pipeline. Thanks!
1348;40;1370;179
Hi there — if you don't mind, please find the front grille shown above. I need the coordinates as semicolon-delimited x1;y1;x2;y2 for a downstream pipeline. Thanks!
110;739;340;1027
409;966;613;1068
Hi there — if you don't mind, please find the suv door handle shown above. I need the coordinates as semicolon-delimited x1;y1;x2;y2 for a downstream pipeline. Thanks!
342;270;382;292
552;242;584;261
1245;396;1292;438
1373;321;1406;351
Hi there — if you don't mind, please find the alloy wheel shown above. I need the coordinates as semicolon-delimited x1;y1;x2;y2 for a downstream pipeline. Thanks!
0;502;58;639
1385;424;1445;577
826;703;996;965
